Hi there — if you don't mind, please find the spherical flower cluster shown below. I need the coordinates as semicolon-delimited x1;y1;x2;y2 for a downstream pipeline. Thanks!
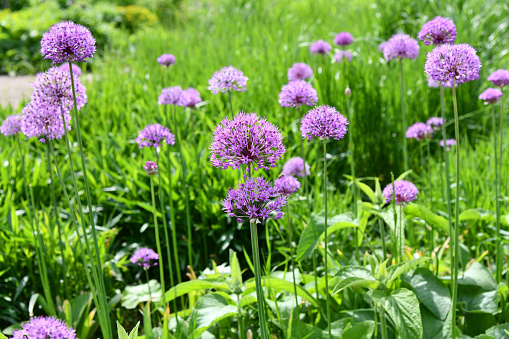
144;161;158;175
424;44;481;86
131;248;159;268
57;63;82;76
208;66;248;94
180;87;202;108
418;16;456;46
378;42;387;53
439;139;456;150
222;176;287;223
1;114;22;136
278;80;318;108
406;122;433;140
426;117;443;130
158;86;183;105
479;88;503;104
21;101;72;143
209;112;286;171
274;175;301;195
334;32;353;46
334;50;353;63
301;105;348;141
157;54;176;67
383;34;420;61
40;21;96;64
288;63;313;81
282;157;310;177
12;316;76;339
383;180;418;205
487;69;509;87
310;40;332;55
136;123;175;148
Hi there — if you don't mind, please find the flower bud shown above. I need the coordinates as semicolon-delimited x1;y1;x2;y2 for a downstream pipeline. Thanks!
345;87;352;97
143;161;158;175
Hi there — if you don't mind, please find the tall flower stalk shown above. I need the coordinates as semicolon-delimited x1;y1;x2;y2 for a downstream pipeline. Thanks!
208;66;248;119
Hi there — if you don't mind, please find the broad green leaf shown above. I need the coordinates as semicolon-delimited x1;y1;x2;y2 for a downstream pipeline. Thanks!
331;266;379;295
229;250;243;291
70;293;92;328
458;262;497;290
458;287;498;314
474;335;496;339
372;207;403;232
129;322;140;339
164;279;230;302
486;323;509;338
331;277;380;295
404;204;449;234
387;257;430;285
188;293;237;338
342;320;375;339
420;306;458;339
62;300;72;330
117;321;130;339
121;280;162;309
0;334;7;339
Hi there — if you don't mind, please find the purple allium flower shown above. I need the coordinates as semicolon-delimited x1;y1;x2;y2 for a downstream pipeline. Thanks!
487;69;509;88
424;44;481;86
21;101;72;143
383;34;420;61
1;114;22;136
157;54;176;67
12;316;76;339
144;161;158;175
57;63;82;76
310;40;332;55
208;66;248;94
158;86;183;106
136;123;175;148
274;175;301;195
406;122;433;140
427;77;440;88
426;117;443;130
418;17;456;46
288;63;313;81
383;180;418;205
334;50;353;63
301;105;348;141
278;80;318;108
180;87;202;108
378;42;387;53
222;176;287;223
209;112;286;171
40;21;96;65
439;139;456;150
479;88;503;104
282;157;310;177
131;247;159;268
334;32;354;46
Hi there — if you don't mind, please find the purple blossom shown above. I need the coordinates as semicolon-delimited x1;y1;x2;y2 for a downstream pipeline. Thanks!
383;180;418;205
310;40;332;55
301;105;349;141
180;87;202;108
208;66;248;94
418;17;456;46
439;139;456;150
288;63;313;81
426;117;443;130
274;175;301;195
210;112;286;171
158;86;183;105
131;247;159;268
40;21;96;64
378;42;387;53
21;101;72;143
424;44;481;87
479;88;503;104
136;123;175;148
334;50;353;63
1;114;22;136
427;77;440;88
282;157;310;177
12;316;76;339
406;122;433;140
383;34;420;61
334;32;353;46
222;177;287;223
144;161;158;175
487;69;509;87
56;63;82;76
278;80;318;108
157;54;176;67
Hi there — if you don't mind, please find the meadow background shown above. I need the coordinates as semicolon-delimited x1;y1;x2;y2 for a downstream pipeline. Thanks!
0;0;508;336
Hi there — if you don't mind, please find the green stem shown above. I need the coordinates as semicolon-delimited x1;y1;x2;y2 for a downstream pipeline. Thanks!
250;220;269;339
150;176;167;306
347;95;357;215
497;93;504;283
323;140;332;339
426;141;435;267
286;204;299;307
400;59;408;171
380;304;388;339
228;91;234;119
451;80;460;338
146;269;152;300
390;173;398;264
379;218;386;261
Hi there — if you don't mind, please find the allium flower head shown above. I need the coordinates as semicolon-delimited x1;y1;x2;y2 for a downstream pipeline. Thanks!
40;21;96;64
378;42;387;53
180;87;202;108
136;123;175;148
12;316;76;339
487;69;509;87
334;50;353;63
439;139;456;150
274;175;301;195
157;54;176;67
426;117;443;130
278;80;318;108
288;63;313;81
383;180;418;205
208;66;248;94
479;88;502;104
301;105;348;141
57;63;82;76
144;161;158;175
210;112;286;171
334;32;353;46
158;86;183;106
222;177;287;223
131;248;159;268
1;114;22;136
418;17;456;46
383;34;420;61
406;122;433;140
21;101;72;143
282;157;310;177
310;40;332;55
424;44;481;86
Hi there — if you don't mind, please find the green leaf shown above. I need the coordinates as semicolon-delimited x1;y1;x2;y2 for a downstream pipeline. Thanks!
458;287;498;314
458;262;497;290
486;323;509;338
143;301;153;339
229;250;243;291
70;293;92;329
355;180;376;203
331;277;380;295
331;266;379;295
129;322;140;339
474;335;496;339
342;320;375;339
396;170;413;181
404;204;449;234
117;321;129;339
387;257;430;285
164;279;230;302
0;333;7;339
188;293;237;338
420;306;458;339
121;280;162;309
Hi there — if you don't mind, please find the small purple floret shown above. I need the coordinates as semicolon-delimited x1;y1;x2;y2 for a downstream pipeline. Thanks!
301;105;349;141
1;114;22;136
418;16;456;46
406;122;433;140
208;66;248;94
158;86;183;106
180;87;202;108
334;50;352;63
278;80;318;108
12;316;76;339
334;32;353;46
426;117;443;130
136;123;175;148
274;175;301;195
479;88;503;104
288;63;313;81
383;180;418;205
487;69;509;88
439;139;456;150
310;40;332;55
144;161;158;175
131;247;159;268
157;54;176;67
282;157;310;177
383;34;420;61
